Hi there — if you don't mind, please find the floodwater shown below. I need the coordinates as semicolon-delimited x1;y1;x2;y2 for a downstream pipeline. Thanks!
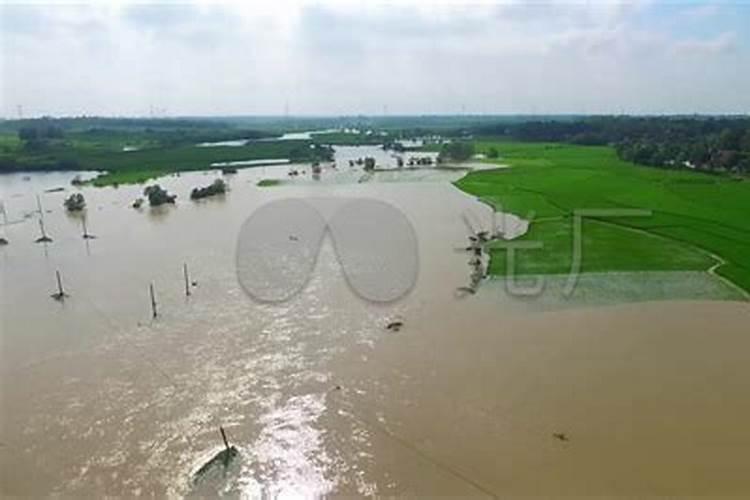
1;146;750;496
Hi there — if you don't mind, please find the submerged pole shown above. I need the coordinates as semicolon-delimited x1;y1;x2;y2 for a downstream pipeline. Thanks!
56;270;64;296
82;216;88;238
35;217;52;243
219;426;230;451
51;270;67;301
183;263;191;297
150;282;158;319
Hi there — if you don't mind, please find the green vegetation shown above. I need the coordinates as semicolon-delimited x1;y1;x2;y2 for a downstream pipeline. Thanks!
190;179;227;200
143;184;176;206
455;141;750;294
311;131;384;145
257;179;282;187
439;141;475;162
474;116;750;173
63;193;86;212
0;117;333;186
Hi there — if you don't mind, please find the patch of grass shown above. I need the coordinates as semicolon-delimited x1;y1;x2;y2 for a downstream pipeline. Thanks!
456;141;750;294
256;179;282;187
2;135;324;186
90;169;167;187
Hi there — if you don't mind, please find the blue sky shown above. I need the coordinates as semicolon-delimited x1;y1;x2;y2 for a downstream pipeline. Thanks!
1;0;748;117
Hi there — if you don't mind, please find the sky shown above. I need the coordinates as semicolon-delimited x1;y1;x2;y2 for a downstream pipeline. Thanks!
1;0;749;117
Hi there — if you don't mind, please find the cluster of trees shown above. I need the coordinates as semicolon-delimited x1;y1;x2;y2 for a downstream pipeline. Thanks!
190;179;227;200
63;193;86;212
289;143;334;164
439;141;475;162
144;185;176;206
475;117;750;173
18;123;65;151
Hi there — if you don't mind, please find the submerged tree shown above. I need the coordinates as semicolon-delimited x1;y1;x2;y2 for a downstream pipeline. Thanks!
190;179;227;200
143;184;176;206
63;193;86;212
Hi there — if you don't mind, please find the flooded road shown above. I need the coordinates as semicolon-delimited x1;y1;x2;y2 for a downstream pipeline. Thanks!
1;148;750;496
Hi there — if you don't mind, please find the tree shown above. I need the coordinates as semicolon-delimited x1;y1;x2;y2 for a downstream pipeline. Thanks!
190;179;227;200
487;146;499;159
439;141;474;162
18;127;38;142
741;129;750;152
143;185;176;206
63;193;86;212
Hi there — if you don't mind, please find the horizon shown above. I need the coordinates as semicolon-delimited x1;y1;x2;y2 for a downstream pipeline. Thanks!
3;112;750;121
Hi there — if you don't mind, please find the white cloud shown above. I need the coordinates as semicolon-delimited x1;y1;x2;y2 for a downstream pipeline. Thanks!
0;0;747;116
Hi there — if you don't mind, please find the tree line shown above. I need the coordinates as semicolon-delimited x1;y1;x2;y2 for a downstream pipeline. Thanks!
474;116;750;173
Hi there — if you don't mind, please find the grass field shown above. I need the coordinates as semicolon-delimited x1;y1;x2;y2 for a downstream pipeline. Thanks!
0;133;320;186
455;141;750;295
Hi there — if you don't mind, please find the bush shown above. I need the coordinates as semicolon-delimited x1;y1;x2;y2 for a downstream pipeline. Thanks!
143;184;176;206
190;179;227;200
439;141;474;162
63;193;86;211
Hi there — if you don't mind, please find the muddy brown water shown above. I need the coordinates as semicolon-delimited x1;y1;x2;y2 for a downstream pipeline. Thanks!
1;149;749;496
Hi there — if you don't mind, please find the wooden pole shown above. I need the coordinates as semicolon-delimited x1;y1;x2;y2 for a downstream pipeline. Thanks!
82;216;88;238
51;270;67;300
150;282;158;319
56;270;64;296
219;426;230;451
183;263;191;297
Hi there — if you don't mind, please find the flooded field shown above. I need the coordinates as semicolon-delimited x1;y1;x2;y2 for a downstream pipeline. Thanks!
1;146;749;496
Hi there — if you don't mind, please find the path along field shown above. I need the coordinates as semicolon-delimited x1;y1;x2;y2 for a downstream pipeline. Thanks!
455;141;750;295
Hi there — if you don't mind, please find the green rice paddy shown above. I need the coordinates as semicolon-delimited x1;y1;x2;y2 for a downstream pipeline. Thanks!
455;141;750;295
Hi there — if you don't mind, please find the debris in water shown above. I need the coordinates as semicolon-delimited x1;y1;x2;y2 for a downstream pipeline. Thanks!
192;426;239;484
0;237;8;245
386;321;404;332
553;432;569;442
289;235;299;241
